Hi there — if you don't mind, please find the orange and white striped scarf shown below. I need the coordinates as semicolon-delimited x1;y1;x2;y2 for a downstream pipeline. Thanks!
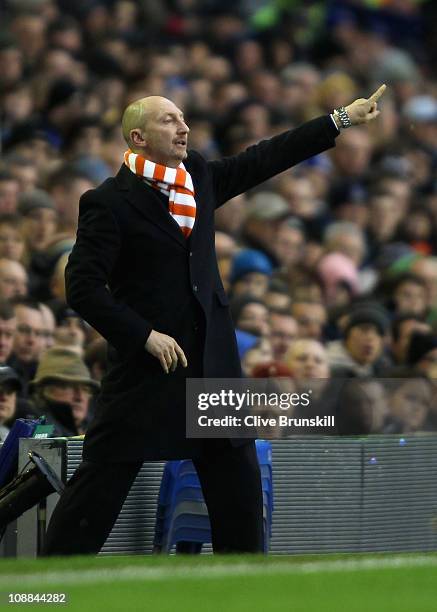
124;150;196;238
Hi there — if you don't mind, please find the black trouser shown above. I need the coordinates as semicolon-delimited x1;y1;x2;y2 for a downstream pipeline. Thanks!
42;441;264;556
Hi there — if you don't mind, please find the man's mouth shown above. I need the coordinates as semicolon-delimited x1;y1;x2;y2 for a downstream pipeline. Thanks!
175;139;187;147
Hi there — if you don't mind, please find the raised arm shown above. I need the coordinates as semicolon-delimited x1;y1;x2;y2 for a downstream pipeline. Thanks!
208;115;338;207
209;84;387;207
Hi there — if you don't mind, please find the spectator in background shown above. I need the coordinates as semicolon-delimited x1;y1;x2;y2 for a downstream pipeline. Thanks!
45;167;94;235
0;301;16;364
0;215;26;262
241;338;274;377
215;231;238;261
288;271;325;304
387;376;432;434
0;38;24;94
374;173;411;214
317;252;359;308
229;249;273;299
286;337;345;432
263;279;292;311
327;306;389;377
390;314;431;368
214;193;247;237
329;128;373;180
230;295;270;338
5;154;39;193
286;339;330;381
390;273;429;318
0;258;28;299
402;95;437;152
84;338;108;383
0;366;22;442
3;121;54;172
336;379;388;435
63;116;106;162
29;347;99;436
411;257;437;320
291;299;327;341
367;188;406;258
0;172;20;215
322;221;374;293
323;221;366;268
273;217;306;270
18;189;58;255
276;174;323;231
39;303;56;352
269;308;298;363
328;180;369;228
406;332;437;378
53;306;86;355
8;297;45;396
240;192;289;266
399;206;435;255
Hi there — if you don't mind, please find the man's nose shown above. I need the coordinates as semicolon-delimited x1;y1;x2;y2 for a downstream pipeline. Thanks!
74;386;88;400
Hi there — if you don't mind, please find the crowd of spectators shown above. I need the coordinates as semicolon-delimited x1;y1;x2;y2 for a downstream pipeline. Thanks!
0;0;436;439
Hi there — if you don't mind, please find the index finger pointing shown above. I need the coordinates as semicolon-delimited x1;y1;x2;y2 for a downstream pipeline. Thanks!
369;84;386;102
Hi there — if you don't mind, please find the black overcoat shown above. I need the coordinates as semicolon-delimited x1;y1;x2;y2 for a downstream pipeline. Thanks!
65;115;339;461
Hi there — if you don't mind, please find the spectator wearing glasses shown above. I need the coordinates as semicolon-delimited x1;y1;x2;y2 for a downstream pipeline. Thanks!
7;297;45;396
29;347;99;436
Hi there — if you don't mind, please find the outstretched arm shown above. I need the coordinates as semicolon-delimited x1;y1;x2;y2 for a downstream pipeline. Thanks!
208;85;387;207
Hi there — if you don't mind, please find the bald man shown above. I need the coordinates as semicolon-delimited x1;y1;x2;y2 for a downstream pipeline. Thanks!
44;88;386;556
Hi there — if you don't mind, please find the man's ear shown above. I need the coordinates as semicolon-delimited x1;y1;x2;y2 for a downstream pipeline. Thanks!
130;129;146;147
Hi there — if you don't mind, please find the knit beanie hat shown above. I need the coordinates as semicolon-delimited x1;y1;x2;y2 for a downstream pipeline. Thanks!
344;306;390;338
230;249;273;284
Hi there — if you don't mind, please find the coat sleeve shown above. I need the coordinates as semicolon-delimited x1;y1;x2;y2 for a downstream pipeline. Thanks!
208;115;339;207
65;190;153;360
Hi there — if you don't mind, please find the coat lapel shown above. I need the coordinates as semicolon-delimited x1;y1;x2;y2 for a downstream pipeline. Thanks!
115;164;188;249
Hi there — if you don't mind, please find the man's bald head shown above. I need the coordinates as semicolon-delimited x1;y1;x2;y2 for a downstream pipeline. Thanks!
122;96;180;147
120;96;189;167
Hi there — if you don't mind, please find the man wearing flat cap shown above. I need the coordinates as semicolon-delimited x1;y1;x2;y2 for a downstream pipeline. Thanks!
43;85;386;556
30;347;98;437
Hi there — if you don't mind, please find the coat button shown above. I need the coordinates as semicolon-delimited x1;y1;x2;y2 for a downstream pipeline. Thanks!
193;284;198;292
189;251;193;257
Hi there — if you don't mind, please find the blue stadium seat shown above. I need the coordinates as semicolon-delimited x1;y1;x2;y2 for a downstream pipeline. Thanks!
154;440;274;553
